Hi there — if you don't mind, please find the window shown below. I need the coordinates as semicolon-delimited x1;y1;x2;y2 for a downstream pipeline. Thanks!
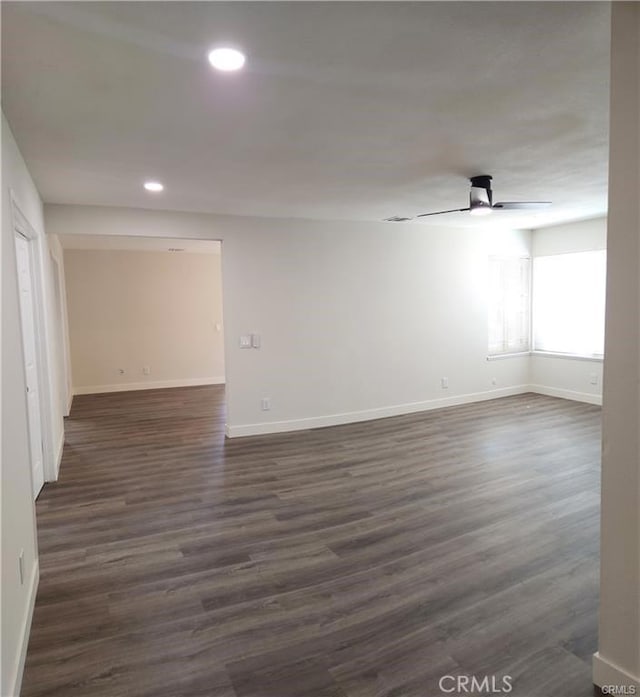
532;250;606;357
488;256;531;355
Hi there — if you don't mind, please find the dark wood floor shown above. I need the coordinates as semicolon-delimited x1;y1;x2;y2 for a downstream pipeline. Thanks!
22;386;601;697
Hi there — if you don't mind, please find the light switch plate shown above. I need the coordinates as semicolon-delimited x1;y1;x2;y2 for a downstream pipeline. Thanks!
239;335;252;348
251;333;261;348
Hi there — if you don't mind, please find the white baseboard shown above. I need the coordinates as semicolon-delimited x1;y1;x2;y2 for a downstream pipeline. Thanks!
73;376;225;396
6;561;39;697
593;652;640;691
225;385;530;438
529;384;602;405
66;389;73;416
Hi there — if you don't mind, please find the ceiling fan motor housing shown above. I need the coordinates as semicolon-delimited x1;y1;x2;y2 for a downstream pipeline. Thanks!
470;175;493;190
469;174;493;210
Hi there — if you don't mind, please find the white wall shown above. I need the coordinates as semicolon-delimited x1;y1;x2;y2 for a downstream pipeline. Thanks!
532;216;607;256
64;249;225;393
593;3;640;691
1;115;65;695
221;222;532;435
529;216;607;405
45;204;532;436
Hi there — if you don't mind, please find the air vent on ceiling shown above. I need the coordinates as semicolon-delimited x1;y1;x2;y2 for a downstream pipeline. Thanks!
167;248;185;252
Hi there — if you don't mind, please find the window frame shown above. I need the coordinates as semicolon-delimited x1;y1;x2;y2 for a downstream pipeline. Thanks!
487;255;532;358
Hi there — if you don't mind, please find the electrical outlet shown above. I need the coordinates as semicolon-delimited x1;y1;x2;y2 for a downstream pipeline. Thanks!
18;549;24;585
261;397;271;411
143;366;151;376
441;377;449;389
590;373;599;385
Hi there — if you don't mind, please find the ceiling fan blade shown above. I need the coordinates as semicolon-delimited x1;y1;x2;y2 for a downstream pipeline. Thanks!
492;201;552;210
416;207;471;218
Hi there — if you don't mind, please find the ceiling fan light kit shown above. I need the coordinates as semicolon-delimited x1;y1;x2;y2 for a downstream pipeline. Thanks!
469;204;493;216
386;174;552;222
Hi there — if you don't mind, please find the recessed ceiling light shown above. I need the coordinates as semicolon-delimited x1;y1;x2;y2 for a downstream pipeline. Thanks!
208;47;246;72
144;181;164;192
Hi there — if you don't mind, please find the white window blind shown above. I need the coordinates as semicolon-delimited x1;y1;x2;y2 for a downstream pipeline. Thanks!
533;250;606;357
488;256;531;355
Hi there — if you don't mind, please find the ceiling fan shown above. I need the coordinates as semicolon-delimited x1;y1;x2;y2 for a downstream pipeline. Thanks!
385;175;552;222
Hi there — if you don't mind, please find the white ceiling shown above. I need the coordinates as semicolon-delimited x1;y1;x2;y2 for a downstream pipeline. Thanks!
59;235;221;254
2;2;610;229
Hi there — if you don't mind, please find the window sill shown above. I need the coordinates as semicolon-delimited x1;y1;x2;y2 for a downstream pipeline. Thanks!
530;351;604;363
487;351;604;363
486;351;531;361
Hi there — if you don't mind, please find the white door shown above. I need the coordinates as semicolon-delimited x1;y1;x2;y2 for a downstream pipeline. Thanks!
15;233;45;498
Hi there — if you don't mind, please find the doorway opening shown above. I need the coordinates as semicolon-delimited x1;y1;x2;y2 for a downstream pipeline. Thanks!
57;235;225;404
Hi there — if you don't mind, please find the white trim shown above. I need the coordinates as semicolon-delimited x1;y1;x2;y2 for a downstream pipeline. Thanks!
10;194;37;241
48;246;74;417
593;652;640;691
54;429;64;480
226;385;530;438
66;391;74;416
73;376;225;395
7;561;39;697
486;351;531;361
529;383;602;405
531;350;603;363
13;228;47;495
11;193;59;485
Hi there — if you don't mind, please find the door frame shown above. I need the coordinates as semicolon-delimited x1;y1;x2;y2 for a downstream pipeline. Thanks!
49;249;73;417
11;193;57;485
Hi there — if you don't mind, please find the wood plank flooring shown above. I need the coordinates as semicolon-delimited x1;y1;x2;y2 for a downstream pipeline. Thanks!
22;387;601;697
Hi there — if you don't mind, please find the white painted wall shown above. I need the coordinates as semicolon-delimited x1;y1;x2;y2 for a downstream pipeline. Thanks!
221;222;532;435
532;217;607;256
1;115;65;696
64;249;225;394
593;3;640;691
529;216;607;405
45;204;532;435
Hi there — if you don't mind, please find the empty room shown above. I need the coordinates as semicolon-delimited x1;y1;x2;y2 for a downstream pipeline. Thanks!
1;3;639;697
61;236;225;399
